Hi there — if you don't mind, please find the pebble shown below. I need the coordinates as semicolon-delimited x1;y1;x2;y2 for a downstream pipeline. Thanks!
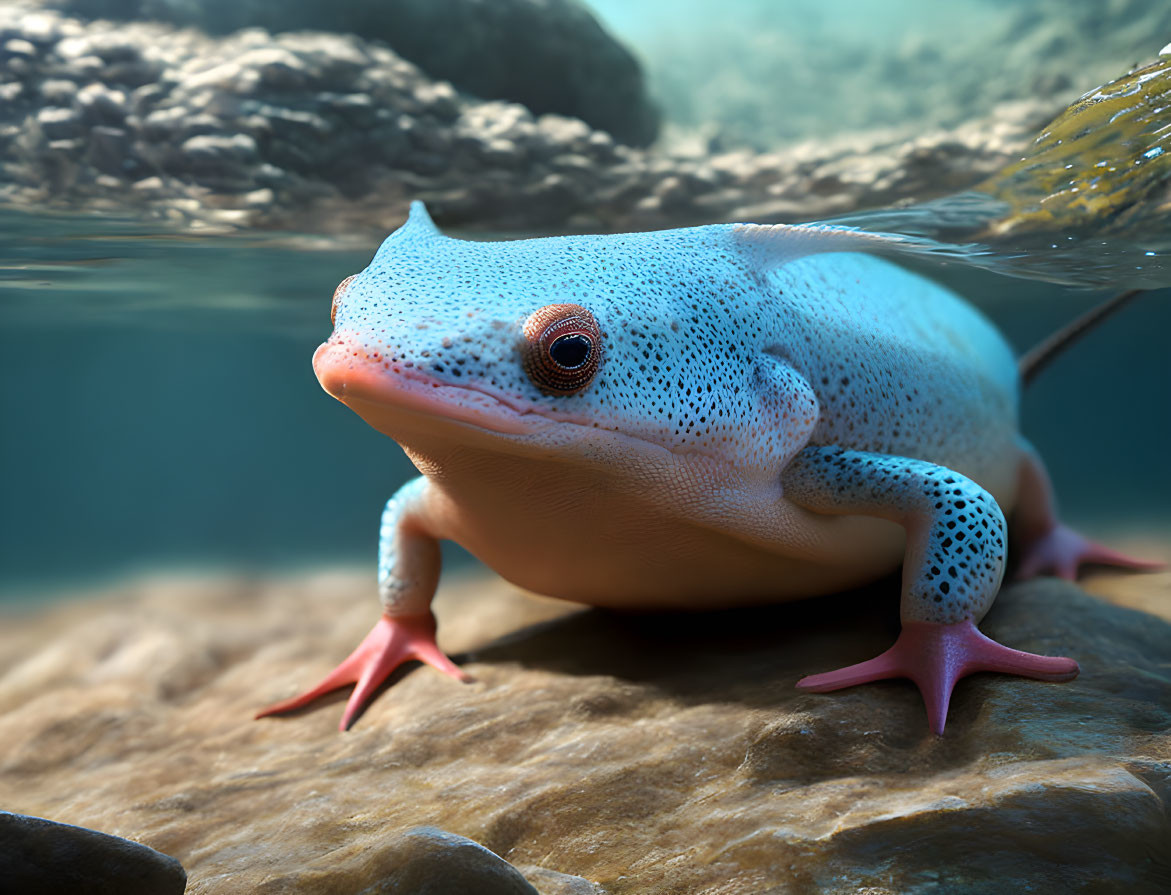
4;37;36;56
76;82;126;123
36;106;83;139
40;78;76;103
375;827;539;894
181;132;259;163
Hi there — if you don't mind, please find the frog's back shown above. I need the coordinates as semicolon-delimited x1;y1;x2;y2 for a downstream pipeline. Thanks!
768;253;1021;502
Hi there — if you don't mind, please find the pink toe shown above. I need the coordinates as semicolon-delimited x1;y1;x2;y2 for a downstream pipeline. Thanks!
796;652;901;692
257;612;468;730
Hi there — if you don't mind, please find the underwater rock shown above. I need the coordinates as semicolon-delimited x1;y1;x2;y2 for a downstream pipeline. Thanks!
43;0;660;148
364;826;538;895
0;4;1056;236
0;811;187;894
0;552;1168;893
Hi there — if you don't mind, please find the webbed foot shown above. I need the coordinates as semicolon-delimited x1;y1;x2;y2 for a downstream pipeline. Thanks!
796;620;1079;735
1014;523;1163;581
256;612;471;731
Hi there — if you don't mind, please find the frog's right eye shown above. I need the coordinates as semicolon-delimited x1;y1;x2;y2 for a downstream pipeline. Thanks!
522;303;602;396
331;275;357;327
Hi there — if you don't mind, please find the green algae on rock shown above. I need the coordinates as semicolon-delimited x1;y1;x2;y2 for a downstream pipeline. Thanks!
979;54;1171;239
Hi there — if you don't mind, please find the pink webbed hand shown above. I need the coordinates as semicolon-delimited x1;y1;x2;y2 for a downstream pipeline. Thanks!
796;620;1079;735
256;613;471;731
1014;523;1163;581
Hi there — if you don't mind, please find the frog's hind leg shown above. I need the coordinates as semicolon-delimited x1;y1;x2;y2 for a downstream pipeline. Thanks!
783;446;1078;734
1011;439;1161;581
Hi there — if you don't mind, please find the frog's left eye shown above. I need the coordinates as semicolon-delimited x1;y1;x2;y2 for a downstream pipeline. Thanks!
522;303;601;396
331;275;357;327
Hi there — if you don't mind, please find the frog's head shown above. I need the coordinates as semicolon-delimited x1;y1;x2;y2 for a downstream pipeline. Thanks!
316;202;914;475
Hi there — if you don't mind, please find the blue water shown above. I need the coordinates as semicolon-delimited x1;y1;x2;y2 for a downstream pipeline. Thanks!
1;209;1168;596
0;211;414;595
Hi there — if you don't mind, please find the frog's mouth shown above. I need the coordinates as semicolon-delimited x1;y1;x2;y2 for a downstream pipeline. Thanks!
312;339;550;437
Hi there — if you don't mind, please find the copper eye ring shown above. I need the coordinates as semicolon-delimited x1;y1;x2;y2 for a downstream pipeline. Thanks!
522;303;602;396
331;274;357;327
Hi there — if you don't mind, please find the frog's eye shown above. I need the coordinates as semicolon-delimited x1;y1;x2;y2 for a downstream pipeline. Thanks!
331;275;357;327
522;303;601;396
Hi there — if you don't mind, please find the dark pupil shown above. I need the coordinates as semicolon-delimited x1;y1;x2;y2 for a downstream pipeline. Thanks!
548;333;592;369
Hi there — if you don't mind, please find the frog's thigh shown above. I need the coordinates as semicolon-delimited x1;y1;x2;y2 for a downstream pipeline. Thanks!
781;445;1007;624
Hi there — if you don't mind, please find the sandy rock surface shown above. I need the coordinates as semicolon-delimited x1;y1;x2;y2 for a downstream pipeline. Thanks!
1;549;1169;893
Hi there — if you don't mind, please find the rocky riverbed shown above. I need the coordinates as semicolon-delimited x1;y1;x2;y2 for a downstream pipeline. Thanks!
1;540;1168;893
0;3;1076;236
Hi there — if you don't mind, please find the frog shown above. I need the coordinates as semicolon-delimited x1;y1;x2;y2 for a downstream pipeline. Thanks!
257;201;1152;734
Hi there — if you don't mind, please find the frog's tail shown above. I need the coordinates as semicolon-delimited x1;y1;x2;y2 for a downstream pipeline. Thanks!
1017;288;1145;385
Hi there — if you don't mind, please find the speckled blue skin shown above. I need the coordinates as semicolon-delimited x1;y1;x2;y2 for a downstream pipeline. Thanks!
322;203;1022;620
270;202;1118;733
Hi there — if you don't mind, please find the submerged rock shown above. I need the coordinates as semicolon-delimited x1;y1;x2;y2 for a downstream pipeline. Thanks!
45;0;660;147
0;552;1168;893
0;811;187;894
0;5;1055;235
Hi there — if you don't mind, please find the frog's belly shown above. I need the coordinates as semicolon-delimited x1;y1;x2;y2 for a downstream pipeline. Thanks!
420;448;909;610
464;510;906;610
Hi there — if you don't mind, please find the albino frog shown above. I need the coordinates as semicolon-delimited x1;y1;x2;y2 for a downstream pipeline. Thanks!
258;202;1151;734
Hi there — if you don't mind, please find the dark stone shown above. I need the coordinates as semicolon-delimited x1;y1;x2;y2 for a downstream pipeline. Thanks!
35;106;83;139
86;124;131;175
76;84;126;126
0;812;187;895
48;0;661;146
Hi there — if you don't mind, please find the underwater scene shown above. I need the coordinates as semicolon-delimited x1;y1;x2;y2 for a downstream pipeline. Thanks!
1;0;1169;892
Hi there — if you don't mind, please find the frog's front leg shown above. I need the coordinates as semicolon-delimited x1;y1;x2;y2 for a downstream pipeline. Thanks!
257;476;469;730
782;446;1078;734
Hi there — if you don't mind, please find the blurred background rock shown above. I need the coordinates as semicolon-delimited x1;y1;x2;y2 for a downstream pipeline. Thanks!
41;0;660;146
1;0;1169;232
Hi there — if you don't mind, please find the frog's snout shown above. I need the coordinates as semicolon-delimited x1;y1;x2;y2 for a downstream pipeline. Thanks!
312;338;347;398
312;336;379;400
